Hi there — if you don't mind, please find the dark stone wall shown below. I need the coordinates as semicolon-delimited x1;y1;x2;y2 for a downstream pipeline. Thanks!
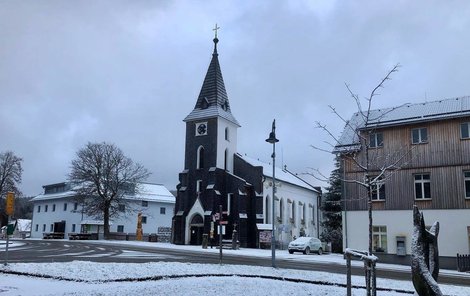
184;118;219;170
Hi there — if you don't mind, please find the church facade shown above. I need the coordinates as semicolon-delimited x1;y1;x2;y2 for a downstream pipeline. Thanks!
172;36;321;248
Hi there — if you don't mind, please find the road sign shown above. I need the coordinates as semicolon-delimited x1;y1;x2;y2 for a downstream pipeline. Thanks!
5;192;14;216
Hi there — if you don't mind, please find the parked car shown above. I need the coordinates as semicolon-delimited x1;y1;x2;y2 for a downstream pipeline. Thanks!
288;237;323;255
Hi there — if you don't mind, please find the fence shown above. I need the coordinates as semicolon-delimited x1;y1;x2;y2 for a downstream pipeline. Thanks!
457;254;470;272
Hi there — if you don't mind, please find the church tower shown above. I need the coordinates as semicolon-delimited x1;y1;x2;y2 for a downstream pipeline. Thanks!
182;35;240;174
172;33;251;246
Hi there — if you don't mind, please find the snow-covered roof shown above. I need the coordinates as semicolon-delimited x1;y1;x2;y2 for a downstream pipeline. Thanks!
31;182;175;204
131;183;175;203
237;154;319;193
335;96;470;151
15;219;31;232
184;105;240;126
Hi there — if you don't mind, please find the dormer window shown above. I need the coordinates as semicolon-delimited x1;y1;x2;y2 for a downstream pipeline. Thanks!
201;97;209;109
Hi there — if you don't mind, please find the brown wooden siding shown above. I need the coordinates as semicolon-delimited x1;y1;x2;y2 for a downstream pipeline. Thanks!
341;116;470;211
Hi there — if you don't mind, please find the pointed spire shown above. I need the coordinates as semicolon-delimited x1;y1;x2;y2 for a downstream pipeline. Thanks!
184;27;240;127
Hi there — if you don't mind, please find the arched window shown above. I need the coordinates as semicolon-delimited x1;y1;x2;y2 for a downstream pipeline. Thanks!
265;195;270;224
279;198;283;223
291;201;295;224
302;203;306;222
225;127;229;141
197;146;204;169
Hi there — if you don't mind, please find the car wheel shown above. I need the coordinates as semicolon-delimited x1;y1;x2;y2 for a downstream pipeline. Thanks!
304;247;310;255
289;250;294;254
317;247;323;255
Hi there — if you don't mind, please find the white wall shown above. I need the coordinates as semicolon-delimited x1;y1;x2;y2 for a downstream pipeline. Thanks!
216;117;238;172
343;209;470;257
31;197;174;238
263;177;320;246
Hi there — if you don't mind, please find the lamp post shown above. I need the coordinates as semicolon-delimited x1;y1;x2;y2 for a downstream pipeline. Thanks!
266;119;279;268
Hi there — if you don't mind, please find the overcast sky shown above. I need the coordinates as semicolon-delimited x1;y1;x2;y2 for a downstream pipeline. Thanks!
1;1;470;196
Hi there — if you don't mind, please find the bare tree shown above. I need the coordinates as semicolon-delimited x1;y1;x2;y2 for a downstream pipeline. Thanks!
68;142;150;238
0;151;23;226
314;64;413;295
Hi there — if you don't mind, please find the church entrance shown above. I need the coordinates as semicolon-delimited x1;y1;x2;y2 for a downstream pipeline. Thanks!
189;214;204;245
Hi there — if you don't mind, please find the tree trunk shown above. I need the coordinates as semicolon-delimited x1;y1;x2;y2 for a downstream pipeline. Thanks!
103;207;110;239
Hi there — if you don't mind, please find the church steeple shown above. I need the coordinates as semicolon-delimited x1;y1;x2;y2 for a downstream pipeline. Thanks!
184;31;240;127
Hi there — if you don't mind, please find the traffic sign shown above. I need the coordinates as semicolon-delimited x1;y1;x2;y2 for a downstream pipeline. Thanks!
5;192;14;216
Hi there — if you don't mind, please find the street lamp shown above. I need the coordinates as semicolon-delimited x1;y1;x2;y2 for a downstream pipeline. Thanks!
266;119;279;268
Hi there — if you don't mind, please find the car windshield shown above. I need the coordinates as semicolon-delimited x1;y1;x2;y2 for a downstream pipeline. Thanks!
293;237;311;243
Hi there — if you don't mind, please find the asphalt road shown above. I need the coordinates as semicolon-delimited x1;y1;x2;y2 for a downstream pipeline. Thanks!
2;239;469;287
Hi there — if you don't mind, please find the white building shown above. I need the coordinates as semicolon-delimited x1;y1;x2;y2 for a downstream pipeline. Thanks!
238;155;322;248
31;182;175;239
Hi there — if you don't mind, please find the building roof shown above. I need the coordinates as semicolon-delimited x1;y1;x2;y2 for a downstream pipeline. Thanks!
237;154;320;193
335;96;470;151
184;37;240;126
31;182;175;204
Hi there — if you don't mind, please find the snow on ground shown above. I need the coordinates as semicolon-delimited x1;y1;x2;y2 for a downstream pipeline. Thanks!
1;240;469;295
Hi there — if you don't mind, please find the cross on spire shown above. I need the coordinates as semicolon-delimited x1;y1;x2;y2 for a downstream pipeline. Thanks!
213;23;220;39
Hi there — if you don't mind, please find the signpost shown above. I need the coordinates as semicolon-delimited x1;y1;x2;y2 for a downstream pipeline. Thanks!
4;192;15;266
219;205;223;264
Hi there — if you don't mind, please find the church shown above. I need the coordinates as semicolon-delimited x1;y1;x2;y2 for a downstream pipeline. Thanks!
172;33;321;248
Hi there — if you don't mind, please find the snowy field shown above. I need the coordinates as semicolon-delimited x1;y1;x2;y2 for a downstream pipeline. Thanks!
1;240;469;295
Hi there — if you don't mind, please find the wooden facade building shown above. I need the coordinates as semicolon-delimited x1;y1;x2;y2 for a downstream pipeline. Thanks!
336;96;470;269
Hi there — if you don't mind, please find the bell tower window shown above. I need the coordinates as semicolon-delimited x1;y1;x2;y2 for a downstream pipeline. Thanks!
197;146;205;169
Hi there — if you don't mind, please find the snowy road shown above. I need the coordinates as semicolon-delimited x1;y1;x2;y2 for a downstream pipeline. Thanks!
2;239;469;287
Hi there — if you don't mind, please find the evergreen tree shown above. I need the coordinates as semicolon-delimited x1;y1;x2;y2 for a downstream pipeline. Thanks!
320;156;343;253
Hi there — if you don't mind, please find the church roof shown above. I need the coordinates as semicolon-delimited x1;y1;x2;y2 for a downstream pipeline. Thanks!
184;37;240;126
237;154;320;193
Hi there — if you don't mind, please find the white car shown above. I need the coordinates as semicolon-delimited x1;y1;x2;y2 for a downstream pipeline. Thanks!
288;237;323;255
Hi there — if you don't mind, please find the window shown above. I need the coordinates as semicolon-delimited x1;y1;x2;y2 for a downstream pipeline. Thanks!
310;204;314;224
74;202;78;211
461;123;470;139
302;203;306;223
227;193;232;215
72;224;76;232
35;224;39;232
142;200;148;207
50;224;53;232
225;127;229;141
197;146;205;169
465;171;470;199
291;201;296;223
52;204;56;212
371;177;385;200
196;180;202;193
414;174;431;199
279;198;284;223
373;226;387;252
37;205;41;213
265;196;270;224
412;127;428;144
63;203;67;211
160;207;166;215
42;224;46;232
369;132;383;148
118;204;125;212
117;225;124;232
224;149;228;171
45;205;48;212
141;216;147;224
